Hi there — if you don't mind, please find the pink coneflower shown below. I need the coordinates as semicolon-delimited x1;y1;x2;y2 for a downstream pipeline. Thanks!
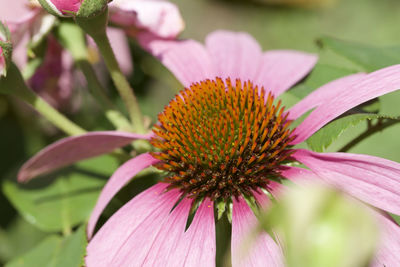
18;31;400;266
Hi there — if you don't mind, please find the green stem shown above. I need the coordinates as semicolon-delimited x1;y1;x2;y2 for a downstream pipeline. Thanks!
0;63;86;136
339;119;398;152
55;21;132;131
93;33;145;133
76;10;146;134
77;60;133;131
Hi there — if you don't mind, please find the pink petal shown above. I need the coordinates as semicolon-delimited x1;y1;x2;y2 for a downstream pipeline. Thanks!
292;64;400;144
87;153;160;239
254;50;318;97
87;183;195;266
86;183;175;266
138;33;215;87
107;28;133;76
18;131;153;182
232;197;284;267
205;30;263;82
371;211;400;266
45;0;81;14
288;73;366;124
293;149;400;216
0;0;38;25
176;198;216;266
109;0;184;39
279;165;320;184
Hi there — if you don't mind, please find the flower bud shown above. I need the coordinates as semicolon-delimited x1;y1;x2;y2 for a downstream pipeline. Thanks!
38;0;109;18
0;21;12;77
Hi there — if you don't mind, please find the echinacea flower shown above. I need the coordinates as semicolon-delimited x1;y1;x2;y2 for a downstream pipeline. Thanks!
18;30;400;266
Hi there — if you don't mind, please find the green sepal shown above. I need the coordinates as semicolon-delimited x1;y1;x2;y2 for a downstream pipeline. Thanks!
77;0;110;18
75;6;108;38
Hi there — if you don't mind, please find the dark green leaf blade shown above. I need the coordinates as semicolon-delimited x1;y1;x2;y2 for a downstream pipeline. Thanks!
2;155;117;233
319;37;400;72
5;226;87;267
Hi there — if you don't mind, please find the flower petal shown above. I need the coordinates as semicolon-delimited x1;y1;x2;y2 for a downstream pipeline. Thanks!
205;30;263;81
109;0;184;38
87;153;159;239
254;50;317;97
288;73;366;123
293;149;400;216
232;197;284;267
86;183;193;266
371;211;400;266
292;64;400;144
139;33;215;87
176;198;216;266
86;183;180;267
279;165;320;183
18;131;153;182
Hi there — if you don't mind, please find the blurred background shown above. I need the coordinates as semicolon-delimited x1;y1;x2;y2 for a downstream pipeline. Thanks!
1;0;400;265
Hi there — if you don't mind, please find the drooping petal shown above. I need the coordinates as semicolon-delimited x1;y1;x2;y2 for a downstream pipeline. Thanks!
139;33;215;87
87;153;160;239
288;73;366;123
174;198;216;266
293;149;400;216
86;183;191;266
292;64;400;144
109;0;184;39
371;211;400;266
205;30;263;82
254;50;317;97
107;27;133;76
232;197;284;267
18;131;153;182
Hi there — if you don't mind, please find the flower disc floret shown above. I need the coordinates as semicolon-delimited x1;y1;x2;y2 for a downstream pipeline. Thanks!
151;77;296;201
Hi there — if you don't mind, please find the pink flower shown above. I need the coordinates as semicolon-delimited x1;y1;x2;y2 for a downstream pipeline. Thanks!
18;30;400;266
109;0;184;39
42;0;82;15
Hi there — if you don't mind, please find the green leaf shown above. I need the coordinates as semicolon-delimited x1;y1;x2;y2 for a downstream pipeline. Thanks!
3;155;117;233
319;37;400;72
306;114;399;152
290;63;357;99
0;218;47;263
5;226;87;267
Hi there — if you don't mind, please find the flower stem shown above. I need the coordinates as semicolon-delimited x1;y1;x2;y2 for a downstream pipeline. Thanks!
0;63;85;136
55;21;133;131
76;10;146;134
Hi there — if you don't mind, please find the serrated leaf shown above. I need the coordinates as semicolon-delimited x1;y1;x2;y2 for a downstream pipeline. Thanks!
3;155;117;233
306;113;399;152
5;226;87;267
319;37;400;72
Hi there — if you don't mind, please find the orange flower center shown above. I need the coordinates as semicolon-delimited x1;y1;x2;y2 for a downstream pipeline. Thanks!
151;77;295;201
